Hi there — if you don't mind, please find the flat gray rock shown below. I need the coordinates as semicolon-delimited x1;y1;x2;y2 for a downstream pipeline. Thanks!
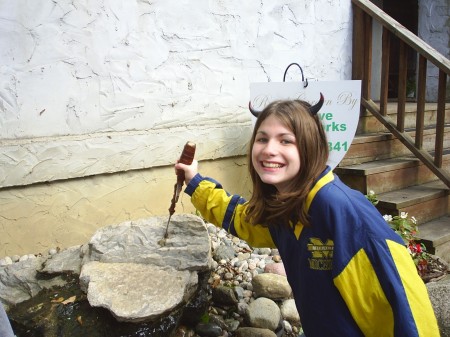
80;261;198;322
82;214;211;272
76;214;211;322
40;245;82;275
0;257;66;308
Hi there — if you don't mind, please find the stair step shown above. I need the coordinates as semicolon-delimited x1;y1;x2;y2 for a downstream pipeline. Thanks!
356;102;450;134
417;215;450;264
340;125;450;166
336;158;422;194
335;153;450;194
376;180;449;225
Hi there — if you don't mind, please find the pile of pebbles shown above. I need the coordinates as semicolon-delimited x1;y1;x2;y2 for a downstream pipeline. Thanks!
0;253;40;266
181;223;302;337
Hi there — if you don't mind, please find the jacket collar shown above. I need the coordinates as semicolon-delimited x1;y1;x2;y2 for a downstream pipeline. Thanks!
293;166;334;239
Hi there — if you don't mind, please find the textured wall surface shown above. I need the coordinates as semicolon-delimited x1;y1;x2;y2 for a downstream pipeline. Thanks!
0;157;251;256
0;0;353;256
418;0;450;101
0;0;353;187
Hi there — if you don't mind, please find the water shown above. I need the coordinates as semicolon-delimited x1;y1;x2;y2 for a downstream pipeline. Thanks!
8;272;210;337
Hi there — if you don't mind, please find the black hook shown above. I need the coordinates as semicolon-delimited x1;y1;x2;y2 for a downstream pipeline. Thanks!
283;62;308;88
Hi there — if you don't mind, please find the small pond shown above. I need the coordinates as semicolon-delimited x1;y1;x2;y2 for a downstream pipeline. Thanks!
8;272;210;337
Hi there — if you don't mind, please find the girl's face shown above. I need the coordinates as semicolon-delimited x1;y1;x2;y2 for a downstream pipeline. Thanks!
252;114;301;193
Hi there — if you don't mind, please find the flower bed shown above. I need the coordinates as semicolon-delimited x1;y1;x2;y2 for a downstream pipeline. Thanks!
366;191;449;283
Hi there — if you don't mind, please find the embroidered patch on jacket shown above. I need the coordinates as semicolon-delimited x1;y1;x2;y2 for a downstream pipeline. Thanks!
307;238;334;270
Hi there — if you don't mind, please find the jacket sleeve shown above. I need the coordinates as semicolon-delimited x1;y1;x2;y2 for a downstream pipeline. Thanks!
323;193;440;337
333;238;440;337
185;173;276;248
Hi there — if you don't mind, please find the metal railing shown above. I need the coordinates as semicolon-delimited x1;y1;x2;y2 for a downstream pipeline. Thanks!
352;0;450;188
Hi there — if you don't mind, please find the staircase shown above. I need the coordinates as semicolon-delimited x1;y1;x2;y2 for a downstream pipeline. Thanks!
348;0;450;263
334;102;450;263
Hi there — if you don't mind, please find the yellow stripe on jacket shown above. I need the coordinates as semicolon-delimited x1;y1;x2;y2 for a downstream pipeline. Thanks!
191;178;275;248
334;240;440;337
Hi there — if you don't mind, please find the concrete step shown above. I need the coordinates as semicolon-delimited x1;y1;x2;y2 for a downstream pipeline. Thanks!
417;215;450;264
375;180;449;225
335;152;450;194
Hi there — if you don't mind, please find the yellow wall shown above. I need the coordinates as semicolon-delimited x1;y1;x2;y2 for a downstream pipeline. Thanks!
0;156;251;258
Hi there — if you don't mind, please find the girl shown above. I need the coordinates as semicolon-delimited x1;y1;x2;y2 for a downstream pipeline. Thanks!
175;97;440;337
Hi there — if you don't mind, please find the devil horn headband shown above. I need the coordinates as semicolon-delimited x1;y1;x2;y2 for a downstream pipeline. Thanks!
248;93;324;117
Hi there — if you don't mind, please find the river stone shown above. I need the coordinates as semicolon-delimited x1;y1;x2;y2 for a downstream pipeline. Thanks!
40;245;82;275
79;261;198;322
235;327;277;337
264;262;286;276
211;285;239;305
252;273;292;300
246;297;281;330
195;322;223;337
82;214;211;272
213;244;236;261
280;299;300;324
0;257;66;309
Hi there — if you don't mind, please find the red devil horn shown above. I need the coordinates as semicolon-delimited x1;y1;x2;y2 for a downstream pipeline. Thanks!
309;93;324;115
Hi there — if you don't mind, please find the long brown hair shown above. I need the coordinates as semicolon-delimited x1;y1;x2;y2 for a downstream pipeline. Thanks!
245;99;329;227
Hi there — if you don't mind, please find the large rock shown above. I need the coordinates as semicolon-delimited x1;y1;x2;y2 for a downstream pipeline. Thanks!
1;214;212;324
80;261;198;322
280;299;300;324
235;327;277;337
82;214;211;271
427;276;450;337
252;273;292;300
41;245;82;275
245;297;281;330
0;257;66;309
78;214;212;322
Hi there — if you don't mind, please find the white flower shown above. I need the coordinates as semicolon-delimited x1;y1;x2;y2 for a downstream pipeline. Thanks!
368;190;375;196
411;216;417;224
400;212;408;219
383;214;393;222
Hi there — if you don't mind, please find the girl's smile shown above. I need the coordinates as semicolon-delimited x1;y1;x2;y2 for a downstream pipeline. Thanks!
251;115;301;192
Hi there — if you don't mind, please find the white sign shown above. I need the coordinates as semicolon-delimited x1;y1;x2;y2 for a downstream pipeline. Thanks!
250;80;361;170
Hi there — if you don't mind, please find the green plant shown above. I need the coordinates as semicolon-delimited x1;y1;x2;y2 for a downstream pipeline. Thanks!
383;213;429;276
366;191;429;277
200;312;210;323
365;190;379;205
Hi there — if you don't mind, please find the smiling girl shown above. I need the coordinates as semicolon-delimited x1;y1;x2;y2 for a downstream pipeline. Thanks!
176;98;440;337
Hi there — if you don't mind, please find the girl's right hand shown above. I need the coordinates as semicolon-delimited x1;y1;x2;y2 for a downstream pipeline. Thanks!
175;159;198;185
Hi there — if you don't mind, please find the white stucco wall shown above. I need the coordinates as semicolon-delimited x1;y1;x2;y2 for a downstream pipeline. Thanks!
418;0;450;101
0;0;354;256
0;0;353;188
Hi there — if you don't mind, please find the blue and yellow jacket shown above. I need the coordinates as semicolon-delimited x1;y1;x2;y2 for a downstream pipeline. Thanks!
185;166;440;337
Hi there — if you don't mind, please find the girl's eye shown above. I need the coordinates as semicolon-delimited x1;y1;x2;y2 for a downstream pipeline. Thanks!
281;139;294;145
255;137;268;143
